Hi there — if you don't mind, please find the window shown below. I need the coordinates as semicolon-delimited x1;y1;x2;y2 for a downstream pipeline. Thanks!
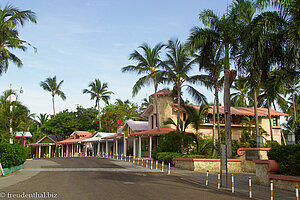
273;117;278;126
183;113;187;121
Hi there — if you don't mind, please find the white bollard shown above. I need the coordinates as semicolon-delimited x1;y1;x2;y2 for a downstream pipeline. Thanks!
206;170;209;186
232;174;235;193
162;161;164;172
249;177;252;198
141;159;144;167
217;172;220;189
146;160;148;168
156;161;158;170
168;163;171;175
151;160;153;170
296;185;299;200
270;180;274;200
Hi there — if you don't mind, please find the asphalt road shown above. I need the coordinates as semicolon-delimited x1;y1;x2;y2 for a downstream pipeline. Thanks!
1;157;248;200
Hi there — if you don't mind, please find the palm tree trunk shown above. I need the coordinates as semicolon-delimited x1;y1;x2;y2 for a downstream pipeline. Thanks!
224;68;232;158
212;91;216;157
267;98;274;141
97;99;101;130
177;85;183;153
216;85;221;156
292;92;297;121
52;94;56;117
253;88;260;146
154;81;160;130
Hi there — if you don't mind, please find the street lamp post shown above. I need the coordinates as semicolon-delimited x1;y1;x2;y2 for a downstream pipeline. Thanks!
9;84;23;144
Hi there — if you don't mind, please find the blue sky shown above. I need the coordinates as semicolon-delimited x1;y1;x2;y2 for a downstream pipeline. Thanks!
1;0;230;115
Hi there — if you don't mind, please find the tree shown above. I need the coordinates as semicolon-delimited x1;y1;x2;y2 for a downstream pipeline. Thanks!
40;107;98;137
198;7;238;157
101;102;143;133
231;76;250;107
188;26;224;156
0;4;37;74
284;73;300;121
161;39;207;153
83;79;113;130
40;76;66;117
183;104;209;153
122;43;164;130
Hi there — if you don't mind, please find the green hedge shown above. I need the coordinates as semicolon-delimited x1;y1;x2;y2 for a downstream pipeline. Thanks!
0;143;29;168
267;145;300;176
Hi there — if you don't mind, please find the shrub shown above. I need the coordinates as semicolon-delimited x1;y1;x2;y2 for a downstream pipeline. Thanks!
156;152;182;164
267;144;300;176
0;143;29;168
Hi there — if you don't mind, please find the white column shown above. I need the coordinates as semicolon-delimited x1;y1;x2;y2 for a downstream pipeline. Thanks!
71;144;74;157
123;136;127;156
84;144;87;157
97;142;100;156
49;145;52;158
38;145;41;158
149;136;152;158
138;136;142;158
115;139;118;156
133;137;136;157
61;145;64;157
106;141;108;154
76;144;79;156
66;144;69;157
101;143;104;155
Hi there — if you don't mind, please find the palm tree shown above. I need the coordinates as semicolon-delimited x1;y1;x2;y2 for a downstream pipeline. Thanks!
198;8;238;157
231;76;250;107
188;27;224;156
183;104;209;153
36;113;49;127
284;73;300;121
161;39;207;153
258;70;286;141
0;4;37;74
40;76;66;117
83;79;113;130
122;43;164;130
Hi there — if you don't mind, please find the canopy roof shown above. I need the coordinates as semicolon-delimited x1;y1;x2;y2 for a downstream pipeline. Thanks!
121;120;148;132
130;127;175;136
58;131;93;144
15;132;32;138
81;132;115;142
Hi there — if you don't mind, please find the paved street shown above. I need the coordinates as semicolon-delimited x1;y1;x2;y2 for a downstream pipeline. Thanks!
0;157;248;200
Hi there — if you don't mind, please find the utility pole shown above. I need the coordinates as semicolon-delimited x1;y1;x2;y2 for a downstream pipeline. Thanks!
9;84;13;144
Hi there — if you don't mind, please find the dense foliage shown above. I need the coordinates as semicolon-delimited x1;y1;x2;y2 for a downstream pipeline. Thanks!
268;145;300;176
0;143;29;168
40;106;98;137
100;100;143;133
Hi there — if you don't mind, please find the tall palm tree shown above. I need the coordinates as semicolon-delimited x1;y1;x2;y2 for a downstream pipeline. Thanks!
188;27;224;156
40;76;66;118
122;43;164;130
83;79;113;130
258;70;286;141
0;4;37;74
198;8;238;157
161;39;207;153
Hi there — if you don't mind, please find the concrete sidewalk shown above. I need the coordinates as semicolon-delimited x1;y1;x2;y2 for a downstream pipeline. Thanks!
169;166;296;200
115;158;296;200
0;159;59;190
